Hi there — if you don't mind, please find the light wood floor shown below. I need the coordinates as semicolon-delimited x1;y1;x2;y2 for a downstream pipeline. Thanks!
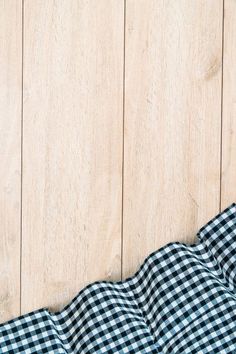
0;0;235;322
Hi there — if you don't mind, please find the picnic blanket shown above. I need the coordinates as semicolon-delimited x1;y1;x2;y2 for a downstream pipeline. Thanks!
1;203;236;353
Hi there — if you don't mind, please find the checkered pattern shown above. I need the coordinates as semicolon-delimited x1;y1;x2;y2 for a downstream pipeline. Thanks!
1;203;236;353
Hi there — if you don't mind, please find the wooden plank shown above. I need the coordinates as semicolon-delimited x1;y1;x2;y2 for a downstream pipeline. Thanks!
123;0;223;278
22;0;124;313
221;0;236;209
0;0;22;322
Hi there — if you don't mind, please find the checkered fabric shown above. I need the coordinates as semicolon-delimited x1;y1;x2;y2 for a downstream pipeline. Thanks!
1;203;236;353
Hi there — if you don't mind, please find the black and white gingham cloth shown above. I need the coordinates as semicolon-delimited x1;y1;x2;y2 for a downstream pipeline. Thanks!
1;203;236;353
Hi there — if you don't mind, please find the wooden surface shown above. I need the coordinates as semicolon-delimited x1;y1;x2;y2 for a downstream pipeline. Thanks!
0;0;235;321
123;0;223;277
22;0;124;313
0;0;22;322
222;0;236;209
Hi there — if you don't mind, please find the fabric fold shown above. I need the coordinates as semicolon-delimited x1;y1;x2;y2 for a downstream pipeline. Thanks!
1;204;236;353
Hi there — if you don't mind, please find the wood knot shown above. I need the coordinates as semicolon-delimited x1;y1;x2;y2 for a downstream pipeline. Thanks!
204;57;221;80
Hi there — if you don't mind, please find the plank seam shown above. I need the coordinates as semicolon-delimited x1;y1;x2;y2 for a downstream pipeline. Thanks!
220;0;225;212
20;0;24;316
121;0;126;281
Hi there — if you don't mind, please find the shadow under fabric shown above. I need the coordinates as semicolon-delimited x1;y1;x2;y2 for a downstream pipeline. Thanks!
0;204;236;353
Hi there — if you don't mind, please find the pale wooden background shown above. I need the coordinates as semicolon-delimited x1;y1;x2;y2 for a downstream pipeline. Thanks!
0;0;235;323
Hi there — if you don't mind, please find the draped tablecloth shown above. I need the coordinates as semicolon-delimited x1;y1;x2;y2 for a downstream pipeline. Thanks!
1;203;236;353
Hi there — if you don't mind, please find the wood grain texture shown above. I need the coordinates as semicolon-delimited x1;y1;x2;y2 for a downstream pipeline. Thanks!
0;0;232;322
123;0;223;278
22;0;124;313
221;0;236;210
0;0;22;322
